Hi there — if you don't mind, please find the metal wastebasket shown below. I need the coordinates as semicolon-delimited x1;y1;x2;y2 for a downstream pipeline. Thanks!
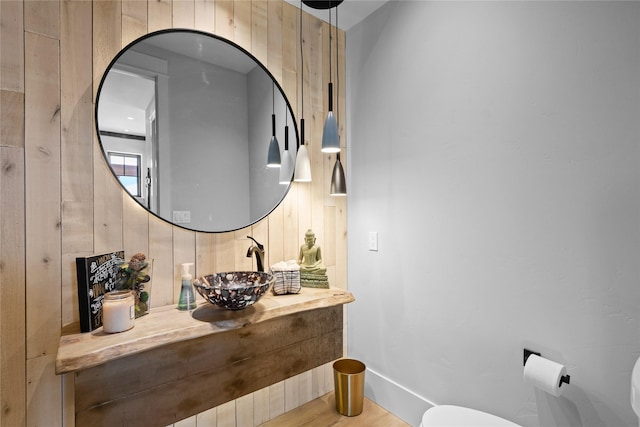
333;358;366;416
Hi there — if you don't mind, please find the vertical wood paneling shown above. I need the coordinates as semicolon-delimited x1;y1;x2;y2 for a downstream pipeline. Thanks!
148;0;172;32
195;232;216;297
296;11;314;234
25;31;61;359
215;232;235;271
281;2;300;261
324;205;336;267
268;380;285;420
26;355;61;427
93;1;123;253
0;146;26;426
298;370;313;405
266;0;284;266
92;0;121;102
217;400;237;427
312;364;325;399
0;90;24;148
284;375;299;412
61;0;93;326
323;361;334;394
5;1;348;426
252;388;270;426
0;9;27;426
194;0;215;32
122;194;150;258
92;139;124;252
267;0;282;84
307;15;324;239
149;216;174;307
173;0;195;28
24;0;60;38
236;394;254;427
175;415;197;427
215;1;234;40
173;227;196;303
0;0;24;92
122;0;148;45
250;1;267;65
62;372;74;426
195;406;217;426
233;0;250;48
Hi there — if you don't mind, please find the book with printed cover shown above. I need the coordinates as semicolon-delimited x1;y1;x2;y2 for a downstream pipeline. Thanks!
76;250;125;332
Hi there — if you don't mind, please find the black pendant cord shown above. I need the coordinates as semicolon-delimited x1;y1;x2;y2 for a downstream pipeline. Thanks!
284;108;289;151
328;8;334;113
300;0;305;149
335;5;339;135
335;5;340;164
336;7;343;178
272;83;277;137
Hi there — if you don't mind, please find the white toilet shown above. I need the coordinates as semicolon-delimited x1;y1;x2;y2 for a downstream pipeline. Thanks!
420;405;522;427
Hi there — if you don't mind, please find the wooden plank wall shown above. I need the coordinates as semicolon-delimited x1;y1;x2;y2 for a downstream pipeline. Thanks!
0;1;347;426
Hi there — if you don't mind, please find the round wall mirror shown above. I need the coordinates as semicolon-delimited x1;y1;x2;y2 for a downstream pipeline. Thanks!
96;29;298;233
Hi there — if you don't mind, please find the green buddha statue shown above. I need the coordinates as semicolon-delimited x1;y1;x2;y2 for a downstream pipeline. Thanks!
298;229;329;288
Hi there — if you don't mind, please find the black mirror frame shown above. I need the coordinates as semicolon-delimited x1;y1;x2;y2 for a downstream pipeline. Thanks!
95;28;299;233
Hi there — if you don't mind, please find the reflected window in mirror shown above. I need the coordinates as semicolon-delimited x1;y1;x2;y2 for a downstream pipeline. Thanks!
109;152;142;197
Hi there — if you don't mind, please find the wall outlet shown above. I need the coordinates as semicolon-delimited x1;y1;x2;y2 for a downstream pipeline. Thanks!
173;211;191;224
369;231;378;251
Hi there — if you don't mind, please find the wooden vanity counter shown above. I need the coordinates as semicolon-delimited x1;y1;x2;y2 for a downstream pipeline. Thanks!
56;287;354;426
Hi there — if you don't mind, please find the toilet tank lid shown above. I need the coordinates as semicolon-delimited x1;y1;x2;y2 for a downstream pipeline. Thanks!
422;405;522;427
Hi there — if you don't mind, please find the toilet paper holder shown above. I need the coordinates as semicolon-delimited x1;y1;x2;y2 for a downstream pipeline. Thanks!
523;348;571;387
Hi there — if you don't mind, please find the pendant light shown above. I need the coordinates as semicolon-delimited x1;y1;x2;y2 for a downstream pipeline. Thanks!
329;2;346;196
279;110;294;184
330;152;346;196
267;82;281;168
295;1;312;182
321;7;340;153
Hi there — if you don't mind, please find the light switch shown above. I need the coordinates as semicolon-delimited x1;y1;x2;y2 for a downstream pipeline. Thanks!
368;231;378;251
173;211;191;224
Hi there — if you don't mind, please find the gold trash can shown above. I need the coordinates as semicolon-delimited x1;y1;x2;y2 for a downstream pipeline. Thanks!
333;358;366;416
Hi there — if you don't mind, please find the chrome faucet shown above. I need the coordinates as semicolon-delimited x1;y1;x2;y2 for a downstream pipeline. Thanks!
246;236;265;272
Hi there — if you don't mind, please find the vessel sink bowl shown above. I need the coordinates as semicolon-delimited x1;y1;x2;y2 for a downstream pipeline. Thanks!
193;271;274;310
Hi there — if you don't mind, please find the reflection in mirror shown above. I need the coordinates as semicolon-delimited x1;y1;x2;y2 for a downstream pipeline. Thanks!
96;30;297;233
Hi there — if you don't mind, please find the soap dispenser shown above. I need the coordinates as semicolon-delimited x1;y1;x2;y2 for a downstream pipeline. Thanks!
177;263;197;310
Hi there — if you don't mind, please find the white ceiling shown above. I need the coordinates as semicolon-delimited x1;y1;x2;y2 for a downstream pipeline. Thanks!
285;0;389;30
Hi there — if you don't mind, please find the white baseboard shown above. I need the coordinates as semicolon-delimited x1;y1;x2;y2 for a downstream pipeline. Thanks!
364;367;436;427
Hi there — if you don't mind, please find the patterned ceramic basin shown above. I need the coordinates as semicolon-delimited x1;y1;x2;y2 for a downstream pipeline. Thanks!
193;271;274;310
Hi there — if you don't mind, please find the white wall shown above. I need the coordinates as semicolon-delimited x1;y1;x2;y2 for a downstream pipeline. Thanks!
347;2;640;426
167;53;251;231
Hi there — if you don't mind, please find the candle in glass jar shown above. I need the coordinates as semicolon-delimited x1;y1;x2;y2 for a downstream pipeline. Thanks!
103;290;135;333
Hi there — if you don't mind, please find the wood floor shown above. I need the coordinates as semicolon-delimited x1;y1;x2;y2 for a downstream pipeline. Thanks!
258;392;411;427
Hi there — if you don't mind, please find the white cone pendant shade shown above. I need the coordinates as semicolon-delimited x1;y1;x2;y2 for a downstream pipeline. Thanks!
322;84;340;153
267;114;281;168
279;149;294;184
330;153;346;196
279;125;294;184
294;119;312;182
294;145;311;182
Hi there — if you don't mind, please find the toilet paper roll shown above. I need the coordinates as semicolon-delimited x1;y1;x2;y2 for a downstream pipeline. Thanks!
523;354;567;397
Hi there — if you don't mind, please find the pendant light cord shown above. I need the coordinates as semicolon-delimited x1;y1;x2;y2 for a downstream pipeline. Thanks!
336;5;340;160
300;1;304;127
329;9;333;88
